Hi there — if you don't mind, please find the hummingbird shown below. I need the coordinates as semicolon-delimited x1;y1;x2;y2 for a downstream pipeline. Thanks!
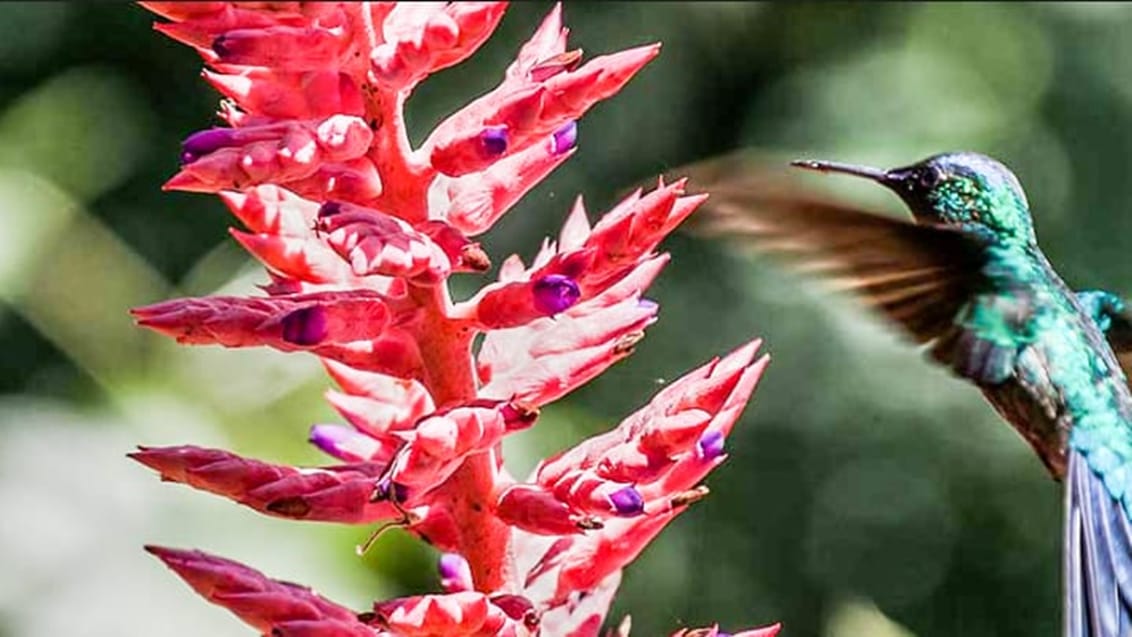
679;151;1132;637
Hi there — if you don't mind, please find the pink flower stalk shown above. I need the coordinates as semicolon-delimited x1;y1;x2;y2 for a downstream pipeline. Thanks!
132;3;779;635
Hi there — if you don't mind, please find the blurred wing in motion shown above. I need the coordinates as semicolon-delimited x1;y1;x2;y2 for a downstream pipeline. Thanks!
674;152;988;344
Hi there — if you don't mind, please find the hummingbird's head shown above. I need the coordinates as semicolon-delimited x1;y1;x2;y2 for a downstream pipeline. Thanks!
793;152;1036;243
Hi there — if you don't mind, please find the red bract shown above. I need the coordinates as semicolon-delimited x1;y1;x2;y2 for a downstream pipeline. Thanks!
133;2;778;635
130;445;402;523
145;546;377;636
366;591;533;637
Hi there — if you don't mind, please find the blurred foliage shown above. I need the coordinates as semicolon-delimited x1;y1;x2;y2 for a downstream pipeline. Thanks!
2;2;1132;636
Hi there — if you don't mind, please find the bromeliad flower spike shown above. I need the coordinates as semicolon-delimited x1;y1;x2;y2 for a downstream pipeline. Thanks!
132;3;779;636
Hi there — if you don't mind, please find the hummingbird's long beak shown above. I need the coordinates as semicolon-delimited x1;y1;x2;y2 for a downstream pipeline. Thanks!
790;159;890;183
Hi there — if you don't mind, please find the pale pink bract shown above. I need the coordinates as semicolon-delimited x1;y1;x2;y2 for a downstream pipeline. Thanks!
132;2;779;635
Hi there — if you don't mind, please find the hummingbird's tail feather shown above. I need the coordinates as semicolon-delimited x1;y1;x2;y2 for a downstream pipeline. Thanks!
1065;449;1132;637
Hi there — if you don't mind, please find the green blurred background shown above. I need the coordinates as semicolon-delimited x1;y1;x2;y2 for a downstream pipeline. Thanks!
2;2;1130;636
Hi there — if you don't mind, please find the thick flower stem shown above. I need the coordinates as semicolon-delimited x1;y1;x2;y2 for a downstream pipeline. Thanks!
409;282;515;592
363;87;434;222
436;452;515;592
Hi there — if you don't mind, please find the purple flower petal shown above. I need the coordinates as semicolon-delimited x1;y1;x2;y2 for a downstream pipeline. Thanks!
551;120;578;155
281;306;328;345
438;552;469;580
180;128;237;164
638;298;659;314
480;125;509;157
318;201;343;218
308;424;351;456
372;476;392;501
211;34;233;59
392;482;409;503
609;485;644;517
308;424;381;462
438;553;473;592
373;477;410;504
532;274;581;315
697;430;726;460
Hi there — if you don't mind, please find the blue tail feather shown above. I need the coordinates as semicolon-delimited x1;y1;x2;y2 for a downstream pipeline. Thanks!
1065;449;1132;637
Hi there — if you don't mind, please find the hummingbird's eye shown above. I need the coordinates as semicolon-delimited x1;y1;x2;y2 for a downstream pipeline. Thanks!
918;167;942;190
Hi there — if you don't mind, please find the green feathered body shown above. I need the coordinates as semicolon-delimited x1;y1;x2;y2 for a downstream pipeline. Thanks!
941;240;1132;516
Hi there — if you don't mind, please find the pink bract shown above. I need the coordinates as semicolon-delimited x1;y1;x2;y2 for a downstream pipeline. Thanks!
133;2;777;635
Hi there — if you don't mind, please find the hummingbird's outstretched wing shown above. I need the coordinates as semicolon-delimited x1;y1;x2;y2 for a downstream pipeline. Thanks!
676;154;987;344
1065;448;1132;637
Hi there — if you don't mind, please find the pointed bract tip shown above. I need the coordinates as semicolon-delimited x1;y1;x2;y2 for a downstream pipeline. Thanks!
615;42;663;76
143;544;187;564
718;338;765;371
162;171;208;192
681;192;711;208
670;485;710;508
739;623;782;637
614;615;633;637
546;2;564;27
127;447;161;470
